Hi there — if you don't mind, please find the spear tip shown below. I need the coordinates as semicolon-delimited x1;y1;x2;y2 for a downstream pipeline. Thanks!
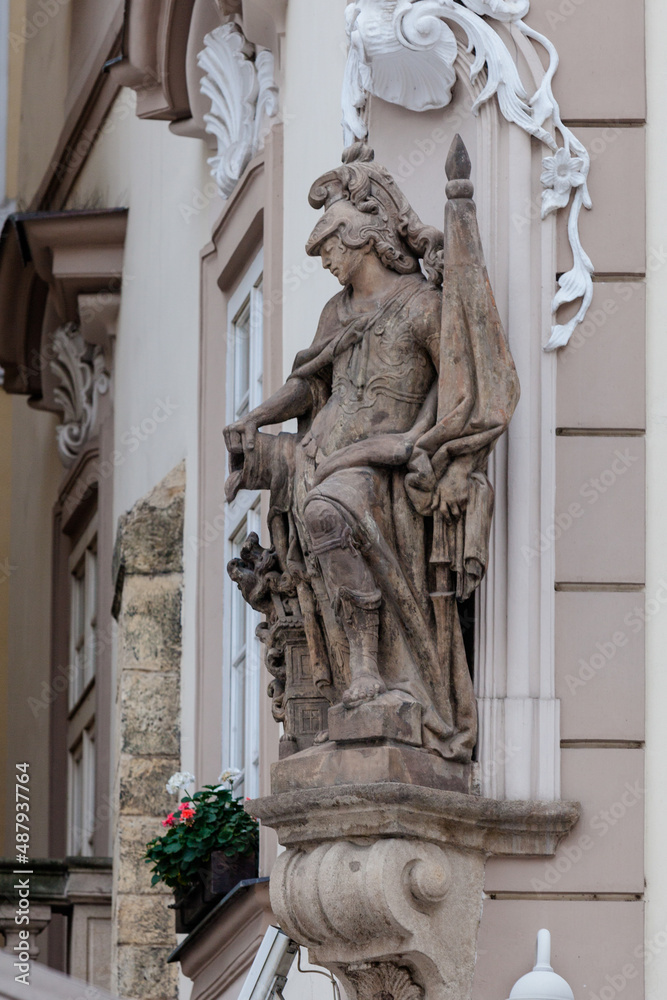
445;134;471;181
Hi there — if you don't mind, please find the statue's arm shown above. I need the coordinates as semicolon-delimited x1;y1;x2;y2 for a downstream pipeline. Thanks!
223;376;313;455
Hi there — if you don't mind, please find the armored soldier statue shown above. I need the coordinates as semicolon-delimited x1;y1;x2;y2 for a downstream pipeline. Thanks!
224;138;518;763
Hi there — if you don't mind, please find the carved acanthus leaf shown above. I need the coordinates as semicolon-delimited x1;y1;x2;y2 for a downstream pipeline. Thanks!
345;963;424;1000
198;23;279;199
344;0;593;350
50;323;109;466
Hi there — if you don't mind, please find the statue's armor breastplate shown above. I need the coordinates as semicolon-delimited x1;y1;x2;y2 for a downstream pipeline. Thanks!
311;314;435;457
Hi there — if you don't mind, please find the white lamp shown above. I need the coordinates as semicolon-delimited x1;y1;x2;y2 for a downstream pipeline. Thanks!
507;929;574;1000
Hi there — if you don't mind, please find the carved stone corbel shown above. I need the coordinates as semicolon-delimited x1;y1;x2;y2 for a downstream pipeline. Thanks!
254;785;580;1000
272;837;481;1000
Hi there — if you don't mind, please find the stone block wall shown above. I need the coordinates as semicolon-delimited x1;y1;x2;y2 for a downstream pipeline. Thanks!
110;462;186;1000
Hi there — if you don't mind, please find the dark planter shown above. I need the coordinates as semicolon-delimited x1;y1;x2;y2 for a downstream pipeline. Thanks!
171;850;258;933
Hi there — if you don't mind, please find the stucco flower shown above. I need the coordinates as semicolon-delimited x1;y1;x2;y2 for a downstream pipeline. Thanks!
165;771;196;795
461;0;530;21
540;147;586;216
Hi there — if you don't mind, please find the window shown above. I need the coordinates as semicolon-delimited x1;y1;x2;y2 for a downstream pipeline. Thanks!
68;725;96;857
223;250;263;799
227;254;263;422
68;532;97;710
67;516;98;856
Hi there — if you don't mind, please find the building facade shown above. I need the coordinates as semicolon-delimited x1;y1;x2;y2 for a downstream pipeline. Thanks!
0;1;660;999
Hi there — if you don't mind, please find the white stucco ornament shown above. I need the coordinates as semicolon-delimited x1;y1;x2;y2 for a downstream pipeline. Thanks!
50;323;109;466
198;23;279;200
343;0;593;350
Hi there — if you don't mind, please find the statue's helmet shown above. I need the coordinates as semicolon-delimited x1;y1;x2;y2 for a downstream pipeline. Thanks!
305;143;444;287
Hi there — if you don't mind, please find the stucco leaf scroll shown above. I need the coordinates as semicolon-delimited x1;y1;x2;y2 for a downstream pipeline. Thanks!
50;323;110;466
198;23;279;200
343;0;593;350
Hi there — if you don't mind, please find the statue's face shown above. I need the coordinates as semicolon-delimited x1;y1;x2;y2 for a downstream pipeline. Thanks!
319;234;367;286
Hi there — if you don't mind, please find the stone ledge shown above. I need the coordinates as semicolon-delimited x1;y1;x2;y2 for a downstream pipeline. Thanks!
249;783;581;857
0;857;113;904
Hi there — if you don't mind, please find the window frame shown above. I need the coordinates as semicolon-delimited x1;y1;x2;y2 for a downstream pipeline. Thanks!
222;249;264;800
66;514;99;856
225;249;264;428
67;517;98;712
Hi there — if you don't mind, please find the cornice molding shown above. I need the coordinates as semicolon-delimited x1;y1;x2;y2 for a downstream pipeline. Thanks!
198;23;279;199
343;0;593;349
0;208;127;402
111;0;195;121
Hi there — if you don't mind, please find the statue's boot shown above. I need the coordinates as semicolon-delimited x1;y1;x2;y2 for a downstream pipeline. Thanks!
304;496;385;707
338;588;385;708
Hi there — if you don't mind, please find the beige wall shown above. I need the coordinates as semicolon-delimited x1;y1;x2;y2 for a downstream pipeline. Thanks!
645;1;667;998
6;0;26;200
0;390;12;848
4;397;61;857
16;0;71;206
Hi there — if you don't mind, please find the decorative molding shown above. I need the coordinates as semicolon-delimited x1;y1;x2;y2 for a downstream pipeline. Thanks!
345;964;424;1000
50;323;109;467
112;0;196;121
343;0;593;350
216;0;243;15
0;209;127;402
198;23;279;199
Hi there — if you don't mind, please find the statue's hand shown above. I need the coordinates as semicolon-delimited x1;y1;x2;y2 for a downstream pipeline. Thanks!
432;462;470;523
223;416;259;454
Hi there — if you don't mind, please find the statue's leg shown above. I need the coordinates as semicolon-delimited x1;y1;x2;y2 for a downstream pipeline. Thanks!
304;498;385;708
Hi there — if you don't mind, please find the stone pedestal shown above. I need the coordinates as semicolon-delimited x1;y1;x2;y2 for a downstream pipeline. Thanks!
271;743;472;795
250;781;579;1000
328;694;423;746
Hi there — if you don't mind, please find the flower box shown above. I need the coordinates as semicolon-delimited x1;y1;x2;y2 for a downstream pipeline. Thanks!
144;771;260;935
171;850;258;933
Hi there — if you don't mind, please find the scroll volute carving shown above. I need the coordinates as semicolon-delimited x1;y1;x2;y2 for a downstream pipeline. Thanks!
50;323;110;467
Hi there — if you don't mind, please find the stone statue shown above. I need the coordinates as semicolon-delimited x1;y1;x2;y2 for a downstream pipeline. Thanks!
224;136;519;766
